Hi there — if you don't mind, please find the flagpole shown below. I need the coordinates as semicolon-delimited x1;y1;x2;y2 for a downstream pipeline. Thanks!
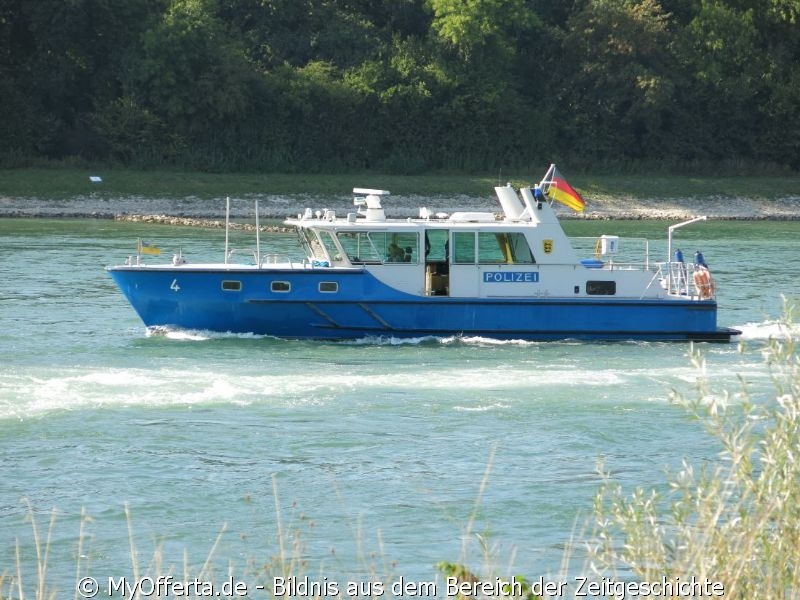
539;163;555;187
540;164;556;206
224;196;230;265
255;199;261;267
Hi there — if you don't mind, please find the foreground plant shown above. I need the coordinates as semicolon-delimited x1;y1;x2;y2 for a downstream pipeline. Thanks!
2;476;390;600
588;300;800;598
6;304;799;599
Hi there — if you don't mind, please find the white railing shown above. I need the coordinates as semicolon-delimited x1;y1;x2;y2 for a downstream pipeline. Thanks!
658;261;716;299
570;236;651;270
259;253;300;269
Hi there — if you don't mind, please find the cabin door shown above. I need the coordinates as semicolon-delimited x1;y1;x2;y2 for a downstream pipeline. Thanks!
424;229;449;296
447;230;480;297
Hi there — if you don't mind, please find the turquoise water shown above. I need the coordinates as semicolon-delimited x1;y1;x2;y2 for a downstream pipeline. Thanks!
1;218;799;595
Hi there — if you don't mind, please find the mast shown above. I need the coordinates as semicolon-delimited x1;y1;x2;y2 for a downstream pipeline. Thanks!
224;196;230;264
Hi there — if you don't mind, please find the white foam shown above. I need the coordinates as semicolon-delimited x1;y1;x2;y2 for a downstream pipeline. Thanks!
146;326;269;341
453;402;511;412
1;361;645;418
145;329;549;347
1;328;778;419
736;320;800;341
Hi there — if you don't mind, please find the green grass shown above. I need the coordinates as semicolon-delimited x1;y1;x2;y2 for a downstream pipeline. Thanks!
1;167;799;200
0;168;503;199
580;173;800;202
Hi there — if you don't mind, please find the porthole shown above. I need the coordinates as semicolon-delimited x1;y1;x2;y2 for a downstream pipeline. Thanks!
221;280;242;291
319;281;338;293
271;281;291;292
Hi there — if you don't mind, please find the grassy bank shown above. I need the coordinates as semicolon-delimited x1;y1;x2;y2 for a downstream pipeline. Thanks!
2;167;799;200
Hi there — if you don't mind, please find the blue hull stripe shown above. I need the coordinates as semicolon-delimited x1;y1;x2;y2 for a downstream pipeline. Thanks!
108;267;736;342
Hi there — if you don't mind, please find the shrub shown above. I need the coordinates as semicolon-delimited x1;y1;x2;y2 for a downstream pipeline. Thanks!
587;299;800;598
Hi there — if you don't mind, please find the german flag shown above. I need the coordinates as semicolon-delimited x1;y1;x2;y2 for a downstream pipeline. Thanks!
542;165;585;212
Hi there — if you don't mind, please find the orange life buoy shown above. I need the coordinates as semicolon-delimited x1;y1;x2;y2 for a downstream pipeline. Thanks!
693;268;715;299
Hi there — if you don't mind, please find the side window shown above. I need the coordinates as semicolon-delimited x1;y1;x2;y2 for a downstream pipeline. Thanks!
478;232;508;264
477;232;535;264
271;281;291;292
507;232;535;263
586;281;616;295
336;232;382;263
452;232;476;264
383;233;418;263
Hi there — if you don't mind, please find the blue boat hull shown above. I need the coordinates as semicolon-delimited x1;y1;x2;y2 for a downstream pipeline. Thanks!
108;268;738;342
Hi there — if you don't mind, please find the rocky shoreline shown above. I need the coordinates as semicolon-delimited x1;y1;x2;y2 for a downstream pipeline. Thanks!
1;192;799;226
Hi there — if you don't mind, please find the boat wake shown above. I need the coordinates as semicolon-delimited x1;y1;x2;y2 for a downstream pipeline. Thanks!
145;326;271;341
345;334;542;347
142;328;672;348
143;327;544;347
142;327;668;350
735;319;800;341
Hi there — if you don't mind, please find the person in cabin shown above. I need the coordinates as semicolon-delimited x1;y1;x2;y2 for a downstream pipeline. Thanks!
387;243;405;262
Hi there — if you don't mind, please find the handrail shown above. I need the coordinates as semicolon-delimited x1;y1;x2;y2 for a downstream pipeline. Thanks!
657;261;715;299
259;253;295;268
570;236;650;269
666;216;707;292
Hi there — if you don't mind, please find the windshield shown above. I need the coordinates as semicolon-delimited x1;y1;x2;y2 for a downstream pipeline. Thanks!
296;228;328;261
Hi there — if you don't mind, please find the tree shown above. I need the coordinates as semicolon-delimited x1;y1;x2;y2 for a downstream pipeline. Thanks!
125;0;256;166
672;0;768;160
427;0;538;78
219;0;386;69
2;0;167;158
560;0;677;159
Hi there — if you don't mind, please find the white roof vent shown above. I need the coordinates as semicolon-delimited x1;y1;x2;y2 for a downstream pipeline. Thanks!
448;211;496;222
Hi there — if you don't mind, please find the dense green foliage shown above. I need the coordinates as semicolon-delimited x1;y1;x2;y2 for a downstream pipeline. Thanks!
2;0;800;173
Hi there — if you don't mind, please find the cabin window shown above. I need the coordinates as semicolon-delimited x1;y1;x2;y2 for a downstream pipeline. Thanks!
271;281;291;293
478;232;535;264
336;231;382;264
378;232;418;263
452;232;476;264
335;231;418;264
586;280;616;295
318;231;341;262
506;232;535;263
424;230;449;261
221;280;242;291
297;228;328;262
319;281;338;293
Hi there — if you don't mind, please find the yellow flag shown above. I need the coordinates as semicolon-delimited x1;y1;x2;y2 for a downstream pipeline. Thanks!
137;239;161;255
